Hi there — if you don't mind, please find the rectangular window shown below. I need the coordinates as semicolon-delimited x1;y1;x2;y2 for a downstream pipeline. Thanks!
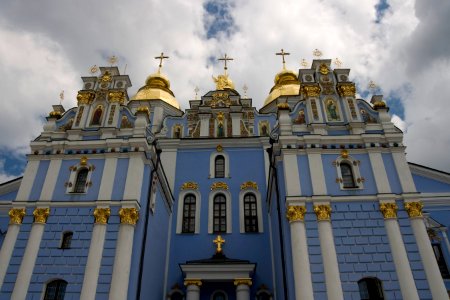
182;195;196;233
433;243;450;278
213;195;226;233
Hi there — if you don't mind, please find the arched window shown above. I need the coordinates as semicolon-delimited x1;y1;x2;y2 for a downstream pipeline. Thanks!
340;162;356;188
182;194;196;233
73;168;89;193
60;231;73;249
244;193;258;233
91;106;103;125
212;291;227;300
171;291;183;300
215;155;225;178
44;279;67;300
213;194;227;233
358;277;384;300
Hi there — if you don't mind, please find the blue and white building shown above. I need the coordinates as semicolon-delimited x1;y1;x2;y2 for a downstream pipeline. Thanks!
0;56;449;300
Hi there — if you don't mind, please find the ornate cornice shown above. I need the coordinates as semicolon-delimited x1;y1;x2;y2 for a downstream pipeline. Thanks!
108;91;125;104
286;205;306;222
33;208;50;224
314;204;331;221
277;103;290;110
211;182;228;191
301;84;321;97
94;208;111;224
9;208;26;225
136;106;150;115
76;91;95;105
234;278;252;286
181;182;199;190
404;201;423;218
380;202;398;219
337;82;356;97
119;208;139;225
240;181;258;190
184;279;202;287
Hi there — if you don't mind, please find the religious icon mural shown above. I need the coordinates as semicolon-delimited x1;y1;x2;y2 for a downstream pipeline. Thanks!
325;98;340;121
294;109;306;124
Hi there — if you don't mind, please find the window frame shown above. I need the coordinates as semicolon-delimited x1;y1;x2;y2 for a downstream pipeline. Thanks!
239;189;263;233
181;194;197;233
43;279;67;300
60;231;73;249
335;154;363;190
212;193;227;233
176;189;201;234
210;151;230;179
208;190;232;234
358;277;384;300
66;161;94;194
214;155;225;178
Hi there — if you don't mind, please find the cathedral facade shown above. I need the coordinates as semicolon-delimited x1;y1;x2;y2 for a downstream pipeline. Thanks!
0;55;449;300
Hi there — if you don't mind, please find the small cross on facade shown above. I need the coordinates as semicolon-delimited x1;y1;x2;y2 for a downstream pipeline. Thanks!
276;49;290;69
218;54;233;75
155;52;169;71
194;86;199;100
213;235;225;253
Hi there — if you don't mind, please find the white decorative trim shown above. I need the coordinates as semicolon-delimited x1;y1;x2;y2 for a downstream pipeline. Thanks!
176;189;201;234
15;160;39;201
335;154;364;190
66;160;94;194
208;189;232;234
408;163;450;184
239;189;263;233
209;150;230;178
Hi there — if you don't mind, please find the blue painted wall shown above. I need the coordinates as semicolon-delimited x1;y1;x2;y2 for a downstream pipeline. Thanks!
413;174;450;193
28;160;50;201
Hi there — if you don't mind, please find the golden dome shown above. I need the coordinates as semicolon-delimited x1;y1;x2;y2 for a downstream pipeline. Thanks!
131;71;180;109
263;69;300;106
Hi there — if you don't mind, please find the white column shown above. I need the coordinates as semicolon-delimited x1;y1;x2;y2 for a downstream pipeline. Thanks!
307;152;327;195
231;113;241;137
368;151;391;193
98;158;118;200
405;202;448;299
314;204;343;300
184;281;201;300
109;208;139;300
80;208;111;300
234;279;251;300
15;160;39;201
123;155;144;202
282;153;301;196
380;203;419;300
39;159;62;200
391;151;417;193
0;208;25;288
199;114;210;137
286;206;314;300
11;208;50;300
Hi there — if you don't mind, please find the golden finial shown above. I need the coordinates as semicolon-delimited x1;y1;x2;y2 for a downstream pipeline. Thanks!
109;55;118;66
276;49;290;70
334;58;343;68
90;65;99;74
313;49;323;58
218;54;234;75
300;59;308;68
59;90;64;105
213;235;225;253
368;80;378;92
155;52;169;73
194;86;199;100
243;84;248;98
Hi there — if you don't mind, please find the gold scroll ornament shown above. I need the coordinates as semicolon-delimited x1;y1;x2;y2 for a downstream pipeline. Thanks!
314;204;331;221
33;208;50;224
404;201;423;218
9;208;26;224
286;205;307;222
380;203;398;219
94;208;111;224
119;208;139;225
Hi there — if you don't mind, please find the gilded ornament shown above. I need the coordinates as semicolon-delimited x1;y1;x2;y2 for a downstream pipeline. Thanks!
100;71;112;83
314;204;332;221
108;91;125;104
302;84;321;97
240;181;258;190
211;92;231;107
313;49;323;58
319;63;329;75
119;208;139;225
216;145;223;152
9;208;26;225
76;91;95;105
48;111;62;119
404;201;423;218
94;208;111;224
213;235;225;253
33;208;50;224
212;74;235;90
136;106;150;115
211;182;228;190
380;203;398;219
234;278;252;286
277;103;290;110
80;156;88;166
184;279;202;287
340;150;349;158
337;83;356;97
181;182;199;190
286;205;306;222
373;101;387;110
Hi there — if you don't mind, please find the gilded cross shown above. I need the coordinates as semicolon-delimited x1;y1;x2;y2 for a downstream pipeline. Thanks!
243;84;248;98
276;49;290;69
194;86;199;100
313;48;323;58
109;55;118;66
300;59;308;68
213;235;225;253
155;52;169;72
218;54;233;75
334;58;343;68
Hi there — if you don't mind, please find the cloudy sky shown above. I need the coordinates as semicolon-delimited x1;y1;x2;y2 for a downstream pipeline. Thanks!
0;0;449;183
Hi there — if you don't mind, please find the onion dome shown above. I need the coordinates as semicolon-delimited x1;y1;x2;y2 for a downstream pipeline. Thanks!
131;71;180;109
263;69;300;106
